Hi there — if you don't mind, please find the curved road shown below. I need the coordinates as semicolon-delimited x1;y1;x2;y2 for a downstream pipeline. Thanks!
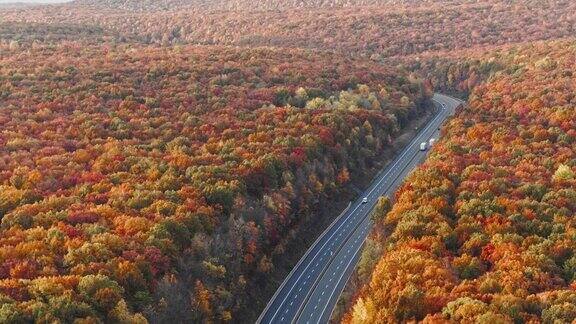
257;94;464;324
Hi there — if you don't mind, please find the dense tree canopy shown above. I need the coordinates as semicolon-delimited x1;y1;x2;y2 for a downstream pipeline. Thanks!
1;1;575;322
1;0;575;57
343;40;576;323
0;43;429;322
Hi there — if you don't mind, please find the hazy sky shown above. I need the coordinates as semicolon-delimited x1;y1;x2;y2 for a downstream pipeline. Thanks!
0;0;72;3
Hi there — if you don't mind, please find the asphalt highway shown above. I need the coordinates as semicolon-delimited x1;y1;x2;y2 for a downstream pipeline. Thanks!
257;93;464;324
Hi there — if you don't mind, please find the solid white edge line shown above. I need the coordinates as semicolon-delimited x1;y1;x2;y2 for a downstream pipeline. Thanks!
296;97;451;322
258;200;352;321
312;95;460;323
291;100;447;322
262;94;460;323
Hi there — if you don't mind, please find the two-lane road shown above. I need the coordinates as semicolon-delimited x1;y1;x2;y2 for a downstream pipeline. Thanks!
258;94;464;324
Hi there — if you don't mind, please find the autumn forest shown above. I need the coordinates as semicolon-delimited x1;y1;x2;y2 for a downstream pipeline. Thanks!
0;0;574;323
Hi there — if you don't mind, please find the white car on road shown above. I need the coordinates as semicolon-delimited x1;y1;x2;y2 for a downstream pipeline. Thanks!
362;197;368;204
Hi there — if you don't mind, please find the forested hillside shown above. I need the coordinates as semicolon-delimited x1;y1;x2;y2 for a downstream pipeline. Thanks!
51;0;469;11
343;40;576;323
1;0;575;323
0;43;428;322
0;22;112;46
2;0;574;56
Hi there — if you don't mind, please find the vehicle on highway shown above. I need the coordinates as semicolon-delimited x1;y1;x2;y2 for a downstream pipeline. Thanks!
258;94;464;324
420;142;427;151
429;138;435;146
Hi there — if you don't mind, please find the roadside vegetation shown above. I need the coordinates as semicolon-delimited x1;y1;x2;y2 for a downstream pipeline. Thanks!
0;0;575;322
0;43;428;322
343;40;576;323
